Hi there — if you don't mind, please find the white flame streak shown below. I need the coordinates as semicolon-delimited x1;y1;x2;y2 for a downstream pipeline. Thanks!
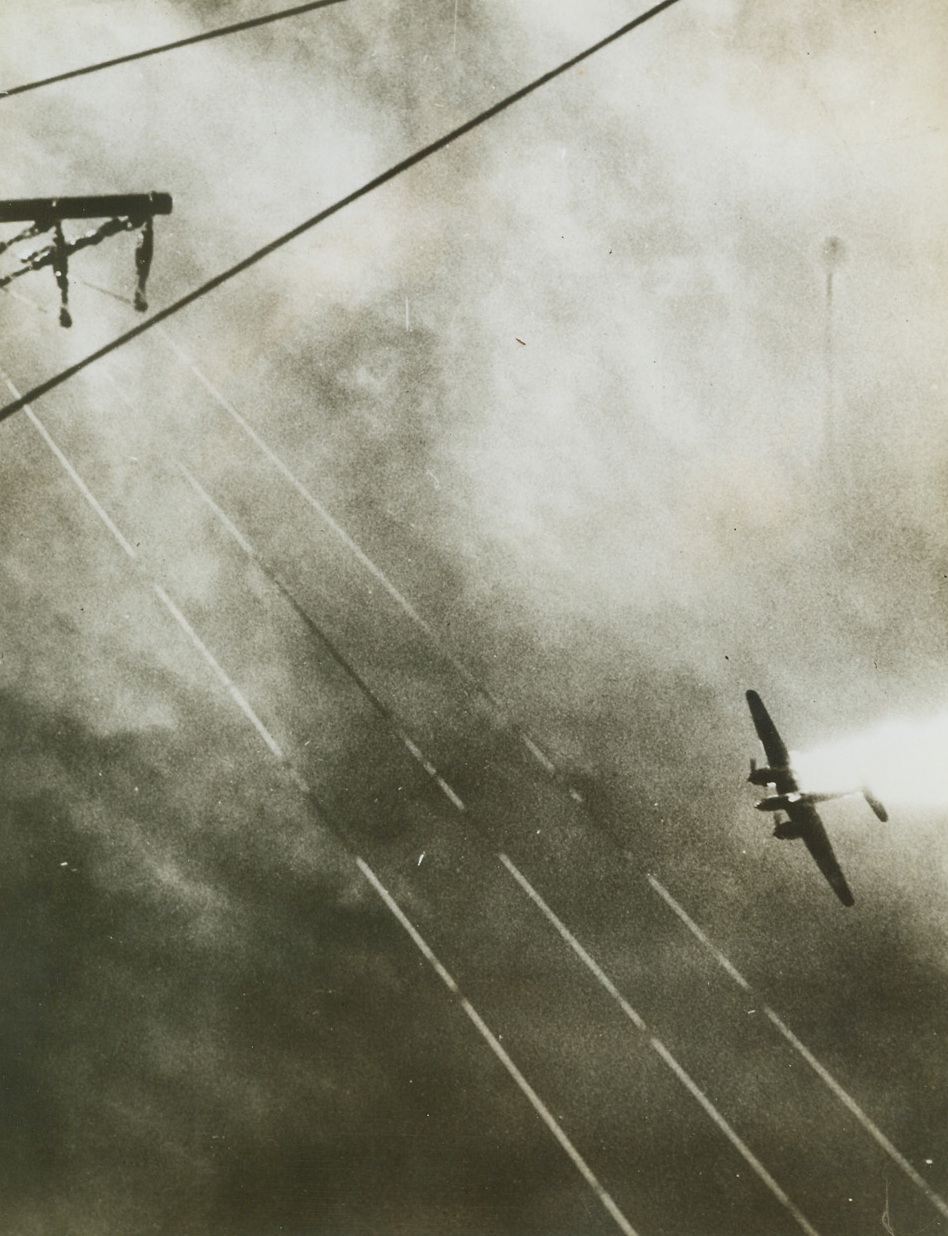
792;713;948;807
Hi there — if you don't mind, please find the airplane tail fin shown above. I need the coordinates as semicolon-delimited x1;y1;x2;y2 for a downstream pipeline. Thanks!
862;789;888;823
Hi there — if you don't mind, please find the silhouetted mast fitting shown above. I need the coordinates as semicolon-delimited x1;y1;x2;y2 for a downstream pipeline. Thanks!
0;192;172;326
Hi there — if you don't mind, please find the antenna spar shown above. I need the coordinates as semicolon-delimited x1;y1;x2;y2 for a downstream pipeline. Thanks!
0;192;173;327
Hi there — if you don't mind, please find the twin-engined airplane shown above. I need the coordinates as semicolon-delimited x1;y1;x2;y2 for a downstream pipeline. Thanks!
745;690;888;907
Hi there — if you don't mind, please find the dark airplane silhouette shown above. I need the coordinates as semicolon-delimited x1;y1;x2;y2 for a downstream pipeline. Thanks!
745;690;887;907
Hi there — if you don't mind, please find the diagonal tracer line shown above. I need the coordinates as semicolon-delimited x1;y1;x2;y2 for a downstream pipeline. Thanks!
357;858;641;1236
2;369;138;560
648;873;948;1221
159;330;564;778
501;853;822;1236
1;368;286;765
175;458;465;811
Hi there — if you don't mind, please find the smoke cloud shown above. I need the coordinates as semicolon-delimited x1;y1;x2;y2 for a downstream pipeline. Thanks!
3;1;948;1230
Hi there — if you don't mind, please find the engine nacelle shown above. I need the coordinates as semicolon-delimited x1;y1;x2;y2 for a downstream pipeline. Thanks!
748;758;778;787
773;818;802;840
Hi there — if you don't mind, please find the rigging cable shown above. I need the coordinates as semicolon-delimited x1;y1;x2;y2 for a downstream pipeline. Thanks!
0;0;683;425
0;0;347;99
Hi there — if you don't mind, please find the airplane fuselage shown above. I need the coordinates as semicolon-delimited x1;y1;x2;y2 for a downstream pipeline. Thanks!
745;689;861;906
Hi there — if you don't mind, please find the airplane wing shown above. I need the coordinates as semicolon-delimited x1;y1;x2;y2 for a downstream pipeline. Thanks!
746;690;796;786
791;801;855;907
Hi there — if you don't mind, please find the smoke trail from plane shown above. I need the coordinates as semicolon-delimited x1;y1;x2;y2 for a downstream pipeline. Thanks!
793;711;948;808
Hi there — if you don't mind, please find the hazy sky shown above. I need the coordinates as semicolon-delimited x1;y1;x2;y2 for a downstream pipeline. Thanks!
5;0;948;705
2;3;948;1233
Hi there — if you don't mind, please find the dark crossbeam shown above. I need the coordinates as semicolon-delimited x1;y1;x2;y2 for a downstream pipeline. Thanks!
0;193;172;223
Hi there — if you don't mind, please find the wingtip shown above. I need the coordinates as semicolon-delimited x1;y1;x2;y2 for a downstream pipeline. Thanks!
831;876;855;907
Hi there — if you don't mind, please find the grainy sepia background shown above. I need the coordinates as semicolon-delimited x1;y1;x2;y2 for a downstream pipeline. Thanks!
2;2;947;1233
